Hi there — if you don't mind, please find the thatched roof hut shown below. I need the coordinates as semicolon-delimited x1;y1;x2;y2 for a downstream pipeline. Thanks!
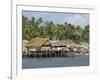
51;40;65;47
80;42;89;49
50;40;74;51
67;43;76;48
66;40;76;48
51;40;73;47
27;38;52;51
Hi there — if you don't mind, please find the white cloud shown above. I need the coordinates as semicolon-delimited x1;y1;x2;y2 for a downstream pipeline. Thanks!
62;14;89;27
23;11;89;27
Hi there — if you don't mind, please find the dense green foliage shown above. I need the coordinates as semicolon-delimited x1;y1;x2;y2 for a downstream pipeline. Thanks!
22;15;89;43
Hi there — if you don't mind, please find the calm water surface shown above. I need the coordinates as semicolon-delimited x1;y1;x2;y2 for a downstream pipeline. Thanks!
22;55;89;69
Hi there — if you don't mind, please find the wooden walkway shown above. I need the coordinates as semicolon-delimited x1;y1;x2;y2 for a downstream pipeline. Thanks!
23;50;80;58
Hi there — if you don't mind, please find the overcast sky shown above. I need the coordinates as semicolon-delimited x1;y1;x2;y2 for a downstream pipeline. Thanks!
22;11;89;27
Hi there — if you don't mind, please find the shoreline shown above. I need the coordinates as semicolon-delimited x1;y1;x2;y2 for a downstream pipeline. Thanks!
22;53;89;58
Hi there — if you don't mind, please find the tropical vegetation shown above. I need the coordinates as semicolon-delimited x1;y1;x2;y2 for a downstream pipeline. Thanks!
22;15;89;44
